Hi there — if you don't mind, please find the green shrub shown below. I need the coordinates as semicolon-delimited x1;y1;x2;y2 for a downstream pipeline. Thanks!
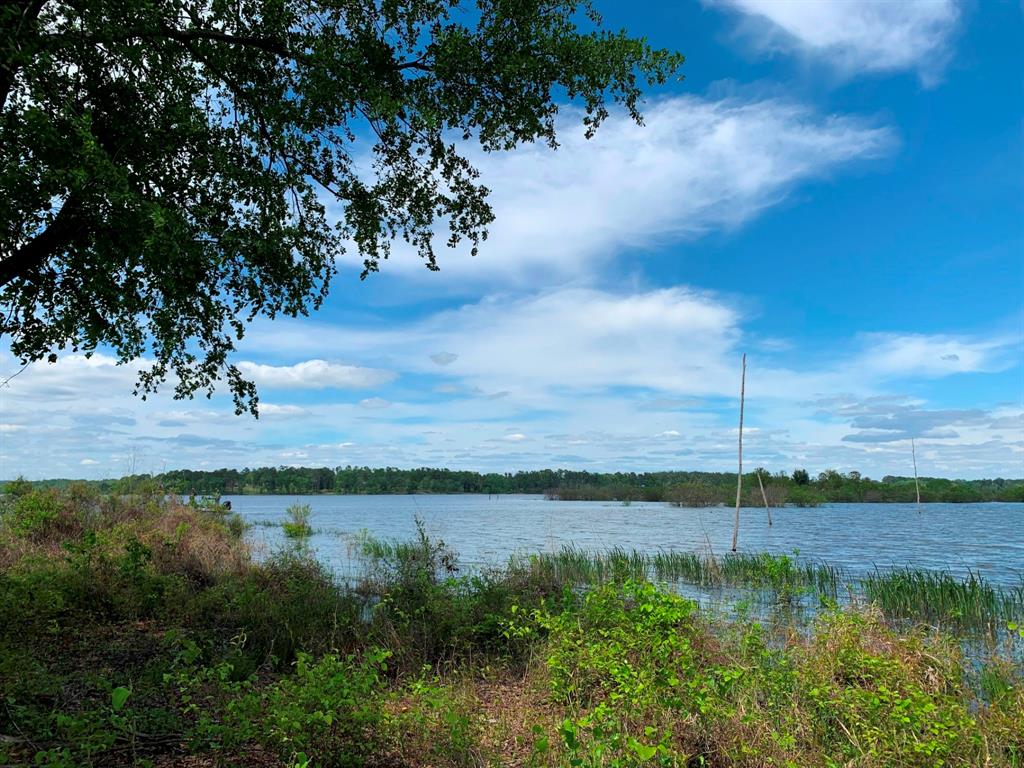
786;485;827;507
259;649;391;766
528;581;708;765
2;476;34;499
173;649;391;767
795;610;982;767
193;551;360;668
5;490;64;539
358;522;556;670
282;503;313;538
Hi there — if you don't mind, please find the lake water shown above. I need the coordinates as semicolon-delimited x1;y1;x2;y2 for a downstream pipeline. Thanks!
226;494;1024;587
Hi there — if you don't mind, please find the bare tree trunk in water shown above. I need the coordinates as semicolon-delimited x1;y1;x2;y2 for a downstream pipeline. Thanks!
912;438;921;513
732;353;746;552
757;468;772;527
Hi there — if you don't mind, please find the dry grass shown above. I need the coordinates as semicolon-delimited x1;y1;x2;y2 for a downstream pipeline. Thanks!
145;504;251;582
0;488;250;585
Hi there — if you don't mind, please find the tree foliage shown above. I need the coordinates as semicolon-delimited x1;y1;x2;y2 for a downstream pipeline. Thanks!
18;466;1024;503
0;0;683;412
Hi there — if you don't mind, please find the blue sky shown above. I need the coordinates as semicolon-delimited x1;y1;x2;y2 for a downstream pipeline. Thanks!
2;0;1022;480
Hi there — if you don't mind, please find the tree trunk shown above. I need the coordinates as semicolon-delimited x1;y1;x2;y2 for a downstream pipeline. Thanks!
912;438;921;513
757;469;772;527
731;353;746;552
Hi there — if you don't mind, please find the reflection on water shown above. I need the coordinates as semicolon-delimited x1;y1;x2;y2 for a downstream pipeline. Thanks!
226;494;1024;586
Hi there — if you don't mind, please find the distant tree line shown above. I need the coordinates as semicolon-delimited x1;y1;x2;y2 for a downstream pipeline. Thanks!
14;467;1024;504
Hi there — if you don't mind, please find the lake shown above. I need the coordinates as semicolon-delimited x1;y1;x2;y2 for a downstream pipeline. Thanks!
226;494;1024;587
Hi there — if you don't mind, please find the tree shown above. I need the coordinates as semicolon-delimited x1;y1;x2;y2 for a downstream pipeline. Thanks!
0;0;682;413
791;468;810;486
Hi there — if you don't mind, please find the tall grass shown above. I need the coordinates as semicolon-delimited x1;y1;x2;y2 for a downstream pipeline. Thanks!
508;546;1022;632
863;568;1024;630
513;547;842;597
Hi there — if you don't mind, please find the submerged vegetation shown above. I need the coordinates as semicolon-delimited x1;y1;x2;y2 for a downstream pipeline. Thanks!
1;485;1022;767
21;465;1024;503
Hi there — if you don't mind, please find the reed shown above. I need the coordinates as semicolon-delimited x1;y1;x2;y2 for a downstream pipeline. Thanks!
862;567;1024;630
508;547;1022;631
513;547;842;597
511;545;649;585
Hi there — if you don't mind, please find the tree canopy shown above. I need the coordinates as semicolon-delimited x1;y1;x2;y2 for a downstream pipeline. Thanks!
0;0;683;412
18;466;1024;504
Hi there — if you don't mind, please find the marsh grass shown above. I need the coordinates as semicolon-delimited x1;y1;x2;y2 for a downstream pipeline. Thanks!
514;547;841;593
510;546;1021;632
864;567;1024;630
282;503;313;538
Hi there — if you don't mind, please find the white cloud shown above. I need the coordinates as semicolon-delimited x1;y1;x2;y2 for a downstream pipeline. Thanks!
404;287;744;397
257;403;309;419
79;458;100;466
708;0;960;83
358;397;392;410
857;333;1015;378
2;325;1019;478
244;292;1018;408
236;359;395;390
349;96;894;282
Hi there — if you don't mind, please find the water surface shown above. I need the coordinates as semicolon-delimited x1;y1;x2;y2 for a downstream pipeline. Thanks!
226;494;1024;586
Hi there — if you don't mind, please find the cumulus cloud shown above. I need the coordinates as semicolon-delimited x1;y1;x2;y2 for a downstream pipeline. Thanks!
708;0;960;83
236;359;395;390
348;96;894;281
257;403;309;419
405;287;744;397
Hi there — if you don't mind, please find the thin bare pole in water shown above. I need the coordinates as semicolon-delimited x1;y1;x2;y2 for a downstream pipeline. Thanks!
912;438;922;513
732;353;746;552
757;468;772;527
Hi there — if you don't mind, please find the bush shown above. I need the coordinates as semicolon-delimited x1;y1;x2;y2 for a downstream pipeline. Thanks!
794;610;981;767
5;490;64;539
194;552;361;668
253;649;392;767
787;485;826;507
666;482;721;507
357;522;556;670
282;503;313;538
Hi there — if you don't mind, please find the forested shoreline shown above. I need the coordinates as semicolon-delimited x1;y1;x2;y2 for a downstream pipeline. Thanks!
18;466;1024;504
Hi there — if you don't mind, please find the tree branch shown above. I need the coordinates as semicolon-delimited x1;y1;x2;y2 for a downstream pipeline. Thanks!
0;195;81;288
0;0;48;109
40;24;435;74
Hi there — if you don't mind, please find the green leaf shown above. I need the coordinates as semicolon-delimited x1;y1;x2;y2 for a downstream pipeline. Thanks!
111;686;131;712
628;737;658;760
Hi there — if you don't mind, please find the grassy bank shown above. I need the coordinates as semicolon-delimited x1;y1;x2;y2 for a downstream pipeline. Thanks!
1;486;1022;767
